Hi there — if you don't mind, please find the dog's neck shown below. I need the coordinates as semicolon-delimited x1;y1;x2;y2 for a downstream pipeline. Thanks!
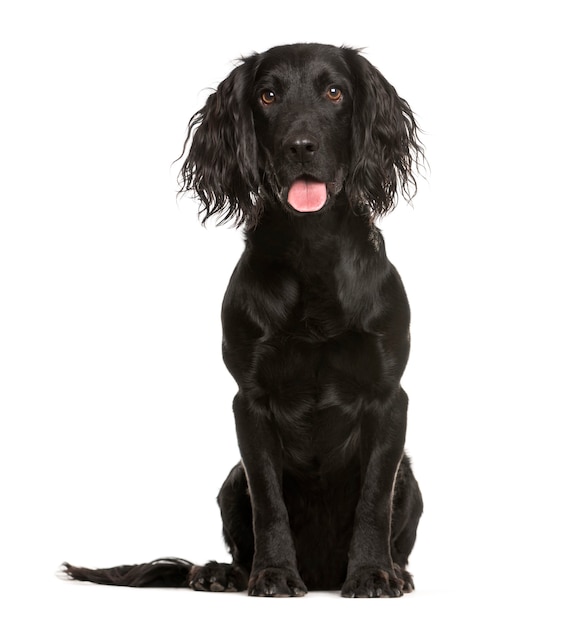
245;196;381;263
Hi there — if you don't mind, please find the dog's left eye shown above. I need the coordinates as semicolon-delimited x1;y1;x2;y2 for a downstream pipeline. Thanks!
326;86;343;102
260;90;276;105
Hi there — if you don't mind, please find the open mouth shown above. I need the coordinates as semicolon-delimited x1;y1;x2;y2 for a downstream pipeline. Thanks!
286;177;328;213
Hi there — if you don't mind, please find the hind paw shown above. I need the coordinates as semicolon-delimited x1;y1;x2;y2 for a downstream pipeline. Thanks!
188;561;248;592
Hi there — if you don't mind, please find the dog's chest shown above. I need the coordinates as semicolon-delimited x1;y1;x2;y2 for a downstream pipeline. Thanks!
228;232;399;469
254;324;393;470
282;242;385;335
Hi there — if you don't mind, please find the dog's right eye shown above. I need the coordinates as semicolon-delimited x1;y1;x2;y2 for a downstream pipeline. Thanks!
260;90;276;105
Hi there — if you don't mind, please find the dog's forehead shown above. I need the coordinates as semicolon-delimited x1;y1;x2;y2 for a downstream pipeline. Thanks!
254;45;352;89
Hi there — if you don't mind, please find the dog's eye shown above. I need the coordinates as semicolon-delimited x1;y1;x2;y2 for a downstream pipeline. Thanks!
326;86;343;102
260;90;276;105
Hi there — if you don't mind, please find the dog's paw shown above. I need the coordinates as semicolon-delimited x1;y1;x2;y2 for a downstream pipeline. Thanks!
341;566;407;598
248;567;307;597
188;561;248;592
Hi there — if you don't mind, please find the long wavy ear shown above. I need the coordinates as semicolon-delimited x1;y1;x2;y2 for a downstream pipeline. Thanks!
178;55;260;227
345;49;424;216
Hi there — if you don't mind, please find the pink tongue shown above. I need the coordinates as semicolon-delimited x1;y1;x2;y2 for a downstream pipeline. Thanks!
287;179;327;212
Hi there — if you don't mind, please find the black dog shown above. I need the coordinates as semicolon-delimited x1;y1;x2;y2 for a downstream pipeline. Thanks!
64;43;424;598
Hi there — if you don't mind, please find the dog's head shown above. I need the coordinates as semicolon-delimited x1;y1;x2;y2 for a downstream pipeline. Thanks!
179;43;423;227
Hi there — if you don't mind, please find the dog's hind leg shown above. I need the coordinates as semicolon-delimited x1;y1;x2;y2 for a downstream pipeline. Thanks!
64;464;254;592
188;462;254;592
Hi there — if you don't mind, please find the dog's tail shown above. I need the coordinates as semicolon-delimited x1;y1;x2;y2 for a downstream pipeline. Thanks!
62;557;195;588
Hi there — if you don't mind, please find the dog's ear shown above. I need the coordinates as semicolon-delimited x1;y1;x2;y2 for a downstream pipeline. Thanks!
178;56;260;227
345;50;424;216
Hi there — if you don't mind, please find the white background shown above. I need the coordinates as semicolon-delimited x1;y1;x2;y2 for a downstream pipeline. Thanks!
1;0;579;624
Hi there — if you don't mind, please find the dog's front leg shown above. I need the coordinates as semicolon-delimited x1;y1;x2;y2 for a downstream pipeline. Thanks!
233;393;307;597
342;388;408;598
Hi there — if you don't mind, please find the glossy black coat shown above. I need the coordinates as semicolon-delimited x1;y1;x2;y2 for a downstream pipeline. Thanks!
63;43;424;598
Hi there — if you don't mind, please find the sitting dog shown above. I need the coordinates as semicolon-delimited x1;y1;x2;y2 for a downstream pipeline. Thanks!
64;42;424;598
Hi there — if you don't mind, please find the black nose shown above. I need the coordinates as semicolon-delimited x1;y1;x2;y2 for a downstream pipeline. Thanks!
285;136;319;163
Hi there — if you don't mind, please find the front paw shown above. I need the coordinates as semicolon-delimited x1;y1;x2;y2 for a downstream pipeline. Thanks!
341;566;406;598
248;567;307;597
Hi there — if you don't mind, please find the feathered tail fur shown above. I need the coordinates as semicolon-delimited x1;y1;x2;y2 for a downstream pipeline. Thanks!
62;558;195;588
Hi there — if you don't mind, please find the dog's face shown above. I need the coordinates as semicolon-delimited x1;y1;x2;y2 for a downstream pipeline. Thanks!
179;43;423;227
251;45;354;216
